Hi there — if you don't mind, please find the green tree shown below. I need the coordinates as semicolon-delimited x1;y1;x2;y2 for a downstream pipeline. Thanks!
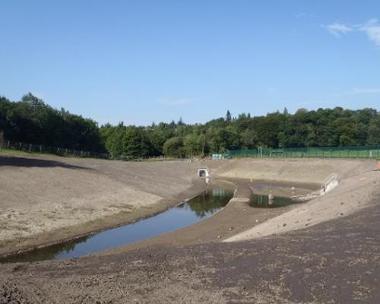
240;129;258;148
163;137;184;157
1;93;379;159
183;133;202;157
123;127;154;158
101;123;126;158
225;110;232;122
368;116;380;144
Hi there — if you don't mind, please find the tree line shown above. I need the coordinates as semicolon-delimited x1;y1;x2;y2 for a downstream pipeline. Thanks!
0;94;104;152
1;93;380;159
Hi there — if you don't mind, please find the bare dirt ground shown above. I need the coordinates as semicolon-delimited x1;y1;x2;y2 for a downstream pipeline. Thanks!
0;154;206;256
0;153;379;303
1;194;379;303
0;154;371;257
225;169;379;242
105;178;317;255
0;155;376;252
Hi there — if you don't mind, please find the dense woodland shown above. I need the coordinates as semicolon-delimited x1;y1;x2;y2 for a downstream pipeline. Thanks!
1;93;380;159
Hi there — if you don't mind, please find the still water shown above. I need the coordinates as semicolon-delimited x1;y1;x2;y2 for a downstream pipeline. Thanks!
250;193;303;208
1;186;233;263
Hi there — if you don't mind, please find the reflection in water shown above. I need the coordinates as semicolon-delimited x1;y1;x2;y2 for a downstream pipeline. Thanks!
1;186;233;263
250;193;302;208
0;236;90;263
184;187;232;218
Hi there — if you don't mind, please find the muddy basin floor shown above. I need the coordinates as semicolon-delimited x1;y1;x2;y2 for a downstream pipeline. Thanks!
1;155;378;303
1;194;379;303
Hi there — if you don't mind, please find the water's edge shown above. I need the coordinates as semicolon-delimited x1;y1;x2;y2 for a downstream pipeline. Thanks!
0;178;315;263
1;185;234;263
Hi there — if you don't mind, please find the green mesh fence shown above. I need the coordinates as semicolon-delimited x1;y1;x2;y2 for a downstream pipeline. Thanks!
225;145;380;159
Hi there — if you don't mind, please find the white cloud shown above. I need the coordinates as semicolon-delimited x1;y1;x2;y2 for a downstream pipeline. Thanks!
359;19;380;46
325;19;380;47
325;22;353;37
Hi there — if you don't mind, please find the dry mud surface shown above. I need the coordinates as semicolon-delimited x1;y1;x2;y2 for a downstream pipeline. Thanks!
1;196;379;303
0;155;206;256
0;153;379;303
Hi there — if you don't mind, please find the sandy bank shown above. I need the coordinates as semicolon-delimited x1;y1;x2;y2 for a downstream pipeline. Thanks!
0;154;206;256
213;158;374;183
1;198;380;304
225;159;379;242
1;154;377;256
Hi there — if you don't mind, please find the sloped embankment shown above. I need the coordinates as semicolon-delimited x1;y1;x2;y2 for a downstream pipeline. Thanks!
221;158;378;242
0;155;377;257
0;155;207;256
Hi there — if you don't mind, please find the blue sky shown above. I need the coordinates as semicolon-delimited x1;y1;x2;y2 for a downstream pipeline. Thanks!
1;0;379;125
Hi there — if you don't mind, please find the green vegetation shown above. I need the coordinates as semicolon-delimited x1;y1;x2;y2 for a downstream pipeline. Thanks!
0;93;104;153
1;93;380;159
227;146;380;159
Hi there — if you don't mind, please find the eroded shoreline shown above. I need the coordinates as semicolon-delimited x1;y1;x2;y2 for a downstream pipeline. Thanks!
1;176;319;262
0;181;209;259
1;193;379;304
1;155;380;303
0;154;377;260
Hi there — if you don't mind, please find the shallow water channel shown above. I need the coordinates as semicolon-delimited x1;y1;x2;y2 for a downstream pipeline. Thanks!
248;181;316;208
250;193;302;208
2;186;233;263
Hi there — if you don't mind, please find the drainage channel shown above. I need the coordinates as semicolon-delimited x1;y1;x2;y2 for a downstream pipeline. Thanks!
1;186;233;263
248;181;317;208
250;193;304;208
